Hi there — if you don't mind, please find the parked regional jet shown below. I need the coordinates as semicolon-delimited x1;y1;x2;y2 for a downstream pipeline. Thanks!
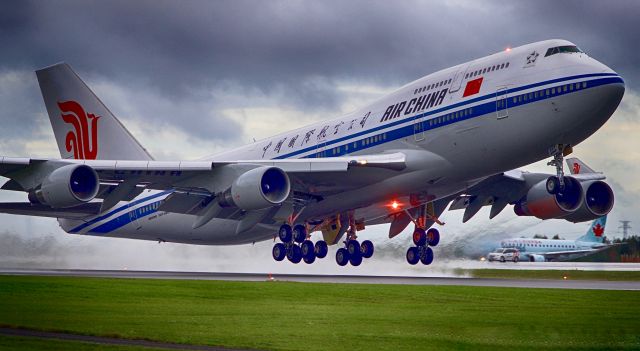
500;215;609;262
0;39;624;267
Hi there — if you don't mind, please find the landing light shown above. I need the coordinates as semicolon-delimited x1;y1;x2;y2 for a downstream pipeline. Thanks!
505;47;511;52
390;201;400;210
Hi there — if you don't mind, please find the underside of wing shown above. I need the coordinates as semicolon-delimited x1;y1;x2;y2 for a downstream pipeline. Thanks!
0;202;101;219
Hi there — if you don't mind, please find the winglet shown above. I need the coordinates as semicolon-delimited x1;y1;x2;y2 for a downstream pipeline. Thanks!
566;158;597;175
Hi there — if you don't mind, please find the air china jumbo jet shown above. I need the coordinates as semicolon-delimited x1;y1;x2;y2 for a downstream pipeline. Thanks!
0;39;624;267
500;215;609;262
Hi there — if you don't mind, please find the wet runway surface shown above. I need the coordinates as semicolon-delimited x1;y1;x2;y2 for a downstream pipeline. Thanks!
1;268;639;290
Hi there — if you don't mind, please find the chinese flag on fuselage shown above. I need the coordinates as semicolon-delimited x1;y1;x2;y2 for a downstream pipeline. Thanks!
463;77;483;97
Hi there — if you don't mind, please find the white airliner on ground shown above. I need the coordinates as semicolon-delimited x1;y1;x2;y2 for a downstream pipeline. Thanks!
500;215;609;262
0;39;624;267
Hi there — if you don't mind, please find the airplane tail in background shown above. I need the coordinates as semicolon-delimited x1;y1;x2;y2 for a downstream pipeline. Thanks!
576;216;607;243
36;63;153;161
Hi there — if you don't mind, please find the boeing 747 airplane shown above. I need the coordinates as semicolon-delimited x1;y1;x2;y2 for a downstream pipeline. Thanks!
0;39;623;267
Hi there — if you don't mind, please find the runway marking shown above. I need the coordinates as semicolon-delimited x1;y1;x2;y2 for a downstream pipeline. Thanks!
0;326;259;351
1;269;639;290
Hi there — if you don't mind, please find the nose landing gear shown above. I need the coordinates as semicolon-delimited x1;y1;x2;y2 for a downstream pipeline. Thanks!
546;144;572;194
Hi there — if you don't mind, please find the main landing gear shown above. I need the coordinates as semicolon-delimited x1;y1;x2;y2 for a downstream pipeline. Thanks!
403;203;442;266
335;233;374;267
406;227;439;265
272;224;328;264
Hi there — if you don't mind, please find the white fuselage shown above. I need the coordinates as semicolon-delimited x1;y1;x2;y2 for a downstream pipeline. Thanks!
59;39;625;245
500;238;605;259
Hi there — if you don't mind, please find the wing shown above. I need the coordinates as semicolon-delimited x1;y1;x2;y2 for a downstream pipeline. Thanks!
0;153;407;220
0;202;101;219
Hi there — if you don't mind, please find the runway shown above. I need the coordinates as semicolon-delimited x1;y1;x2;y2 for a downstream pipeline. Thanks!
1;268;639;290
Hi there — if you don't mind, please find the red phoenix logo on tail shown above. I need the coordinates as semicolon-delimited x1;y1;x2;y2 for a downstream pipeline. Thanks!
592;223;604;237
58;101;100;159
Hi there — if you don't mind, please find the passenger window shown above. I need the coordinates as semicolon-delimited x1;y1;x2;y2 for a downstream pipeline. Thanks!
505;62;510;68
551;87;556;94
513;97;517;104
582;82;587;88
563;85;567;92
500;63;505;69
482;68;486;74
534;91;538;98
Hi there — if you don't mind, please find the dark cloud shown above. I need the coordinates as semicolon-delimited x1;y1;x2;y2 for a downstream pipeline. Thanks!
0;0;638;148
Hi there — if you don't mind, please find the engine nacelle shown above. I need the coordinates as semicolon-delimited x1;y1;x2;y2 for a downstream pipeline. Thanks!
529;254;546;262
218;166;290;211
562;180;614;223
29;164;99;208
514;176;583;220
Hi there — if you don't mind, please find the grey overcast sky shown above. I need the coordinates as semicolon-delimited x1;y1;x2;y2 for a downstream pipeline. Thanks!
0;0;638;270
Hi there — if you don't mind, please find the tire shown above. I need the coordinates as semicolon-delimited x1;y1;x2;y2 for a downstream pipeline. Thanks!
303;254;316;264
293;224;307;243
314;241;328;259
278;224;292;243
336;248;349;266
426;228;440;247
347;240;360;256
513;256;519;263
412;228;427;246
272;243;286;261
287;245;302;264
301;240;315;260
361;240;374;259
406;247;420;265
546;176;560;195
500;256;506;263
420;247;434;265
350;252;363;266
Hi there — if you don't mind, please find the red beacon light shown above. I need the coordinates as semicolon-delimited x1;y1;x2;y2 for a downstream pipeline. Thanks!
387;200;401;210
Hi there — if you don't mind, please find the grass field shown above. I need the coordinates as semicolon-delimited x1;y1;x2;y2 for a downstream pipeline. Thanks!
0;275;638;350
458;269;640;281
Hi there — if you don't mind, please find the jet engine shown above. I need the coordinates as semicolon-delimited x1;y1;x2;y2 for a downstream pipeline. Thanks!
528;254;545;262
28;164;99;208
514;176;583;220
218;166;290;211
562;180;614;223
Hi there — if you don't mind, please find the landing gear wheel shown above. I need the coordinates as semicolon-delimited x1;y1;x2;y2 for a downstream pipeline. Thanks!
361;240;374;259
420;247;434;265
293;224;307;243
546;176;560;195
303;254;316;264
287;245;302;264
412;228;427;246
347;240;360;256
301;240;315;260
336;248;349;266
349;251;362;266
272;243;286;261
426;228;440;247
278;224;292;243
406;247;420;265
314;241;328;259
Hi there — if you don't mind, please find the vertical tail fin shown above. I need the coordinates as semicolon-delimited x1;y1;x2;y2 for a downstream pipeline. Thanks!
36;63;153;161
576;215;607;243
566;157;597;175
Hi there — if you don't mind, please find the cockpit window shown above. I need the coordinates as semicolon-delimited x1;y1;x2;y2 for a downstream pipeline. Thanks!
545;45;584;57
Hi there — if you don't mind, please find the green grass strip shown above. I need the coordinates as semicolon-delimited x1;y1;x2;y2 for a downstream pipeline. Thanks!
0;275;638;350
